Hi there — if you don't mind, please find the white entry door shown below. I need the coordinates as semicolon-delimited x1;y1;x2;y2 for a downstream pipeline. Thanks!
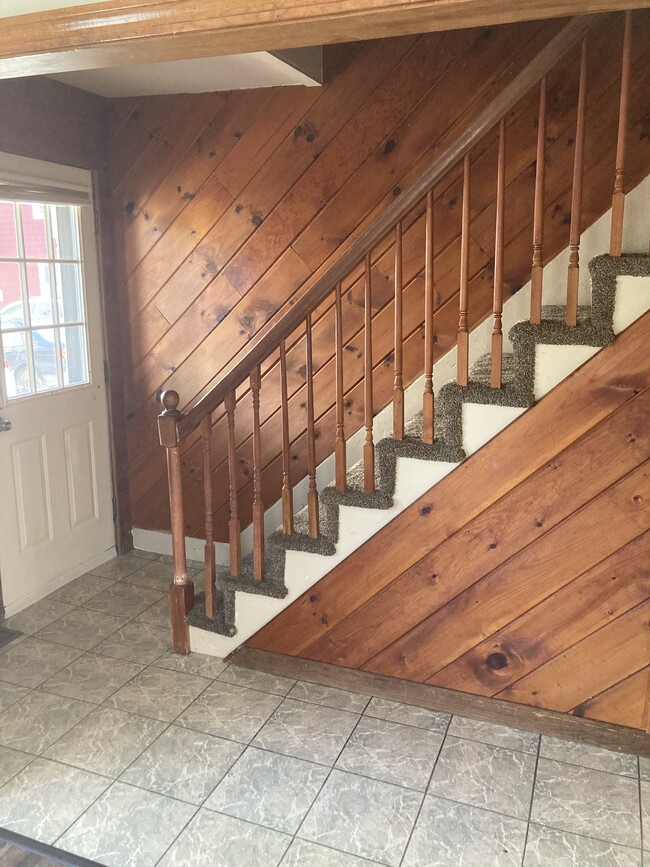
0;153;115;616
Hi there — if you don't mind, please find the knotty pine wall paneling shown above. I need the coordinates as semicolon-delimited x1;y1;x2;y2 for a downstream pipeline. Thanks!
107;13;650;540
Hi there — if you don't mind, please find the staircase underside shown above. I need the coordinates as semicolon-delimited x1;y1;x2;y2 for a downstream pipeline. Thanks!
187;254;650;660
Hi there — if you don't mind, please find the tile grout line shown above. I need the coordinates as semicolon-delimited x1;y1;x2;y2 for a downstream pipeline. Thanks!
288;692;372;863
519;724;542;867
396;709;454;867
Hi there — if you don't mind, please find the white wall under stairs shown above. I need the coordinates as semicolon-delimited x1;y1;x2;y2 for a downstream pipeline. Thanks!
132;175;650;658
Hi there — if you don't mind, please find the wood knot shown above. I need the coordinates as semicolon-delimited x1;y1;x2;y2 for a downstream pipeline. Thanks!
489;542;497;550
486;652;508;670
420;505;431;516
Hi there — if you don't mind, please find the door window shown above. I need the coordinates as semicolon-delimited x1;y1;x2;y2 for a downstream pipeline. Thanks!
0;199;90;399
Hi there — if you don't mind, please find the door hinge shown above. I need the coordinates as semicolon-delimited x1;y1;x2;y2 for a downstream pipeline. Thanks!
103;359;109;385
112;497;117;522
93;206;101;235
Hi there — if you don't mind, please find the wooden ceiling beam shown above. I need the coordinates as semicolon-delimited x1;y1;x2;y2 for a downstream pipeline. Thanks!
0;0;647;80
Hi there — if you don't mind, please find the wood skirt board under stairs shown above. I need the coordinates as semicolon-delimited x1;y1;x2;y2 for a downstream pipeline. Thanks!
231;648;650;758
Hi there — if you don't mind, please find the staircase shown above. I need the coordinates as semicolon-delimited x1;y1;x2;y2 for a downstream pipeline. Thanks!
155;12;649;658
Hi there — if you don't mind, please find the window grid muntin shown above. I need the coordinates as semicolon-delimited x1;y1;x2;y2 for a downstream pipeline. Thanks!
1;199;90;399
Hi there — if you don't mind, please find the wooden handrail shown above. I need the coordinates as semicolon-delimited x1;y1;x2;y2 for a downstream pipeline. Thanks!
167;14;598;442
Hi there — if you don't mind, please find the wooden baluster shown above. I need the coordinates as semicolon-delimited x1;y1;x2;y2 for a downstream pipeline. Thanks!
279;341;293;535
491;117;506;389
158;390;194;655
334;284;347;489
201;416;216;618
566;38;588;327
305;313;320;537
364;253;375;492
224;391;241;577
530;75;547;325
423;191;435;443
250;367;264;580
393;221;404;441
610;10;632;257
457;153;471;386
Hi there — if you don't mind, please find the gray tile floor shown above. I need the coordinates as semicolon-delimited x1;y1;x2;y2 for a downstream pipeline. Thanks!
0;551;648;867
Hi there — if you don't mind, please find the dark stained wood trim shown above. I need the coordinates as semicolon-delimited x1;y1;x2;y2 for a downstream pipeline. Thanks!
176;15;599;438
231;646;650;757
0;2;644;79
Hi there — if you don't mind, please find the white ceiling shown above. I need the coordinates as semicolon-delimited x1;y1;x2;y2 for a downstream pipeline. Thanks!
50;52;320;97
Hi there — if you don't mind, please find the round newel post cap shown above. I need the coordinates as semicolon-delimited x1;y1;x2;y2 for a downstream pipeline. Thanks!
160;390;181;416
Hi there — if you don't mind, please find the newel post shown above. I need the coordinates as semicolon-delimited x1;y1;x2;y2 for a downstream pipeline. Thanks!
158;390;194;654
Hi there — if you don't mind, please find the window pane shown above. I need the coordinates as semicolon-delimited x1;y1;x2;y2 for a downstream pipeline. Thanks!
0;201;18;258
0;261;23;326
27;262;54;325
30;327;60;393
54;262;85;324
50;205;80;260
19;202;48;258
2;330;35;398
61;325;89;387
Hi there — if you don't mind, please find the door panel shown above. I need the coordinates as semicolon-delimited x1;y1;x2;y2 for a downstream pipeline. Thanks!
0;153;115;615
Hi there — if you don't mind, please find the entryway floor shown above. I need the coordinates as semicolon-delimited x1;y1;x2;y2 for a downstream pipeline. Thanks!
0;551;647;866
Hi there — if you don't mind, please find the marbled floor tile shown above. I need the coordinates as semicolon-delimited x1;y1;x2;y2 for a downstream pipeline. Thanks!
158;807;291;867
0;637;82;687
153;649;228;679
90;553;153;581
0;758;110;845
0;690;93;754
0;681;30;713
40;653;145;703
428;736;536;820
402;795;527;867
206;746;329;834
299;768;423;867
287;681;370;713
640;757;649;782
134;597;170;628
48;573;116;606
447;716;540;755
36;608;128;651
253;698;360;765
282;838;379;867
177;681;283;743
642;781;649;850
121;559;197;593
44;706;167;777
364;697;450;733
0;746;33;786
120;724;243;805
217;665;296;696
82;583;165;619
524;823;643;867
3;599;74;636
105;667;210;722
58;781;196;867
336;715;443;791
531;758;641;848
131;549;158;560
93;621;170;664
539;736;639;777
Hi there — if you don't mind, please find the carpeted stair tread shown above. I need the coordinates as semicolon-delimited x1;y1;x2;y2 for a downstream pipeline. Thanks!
187;254;650;639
